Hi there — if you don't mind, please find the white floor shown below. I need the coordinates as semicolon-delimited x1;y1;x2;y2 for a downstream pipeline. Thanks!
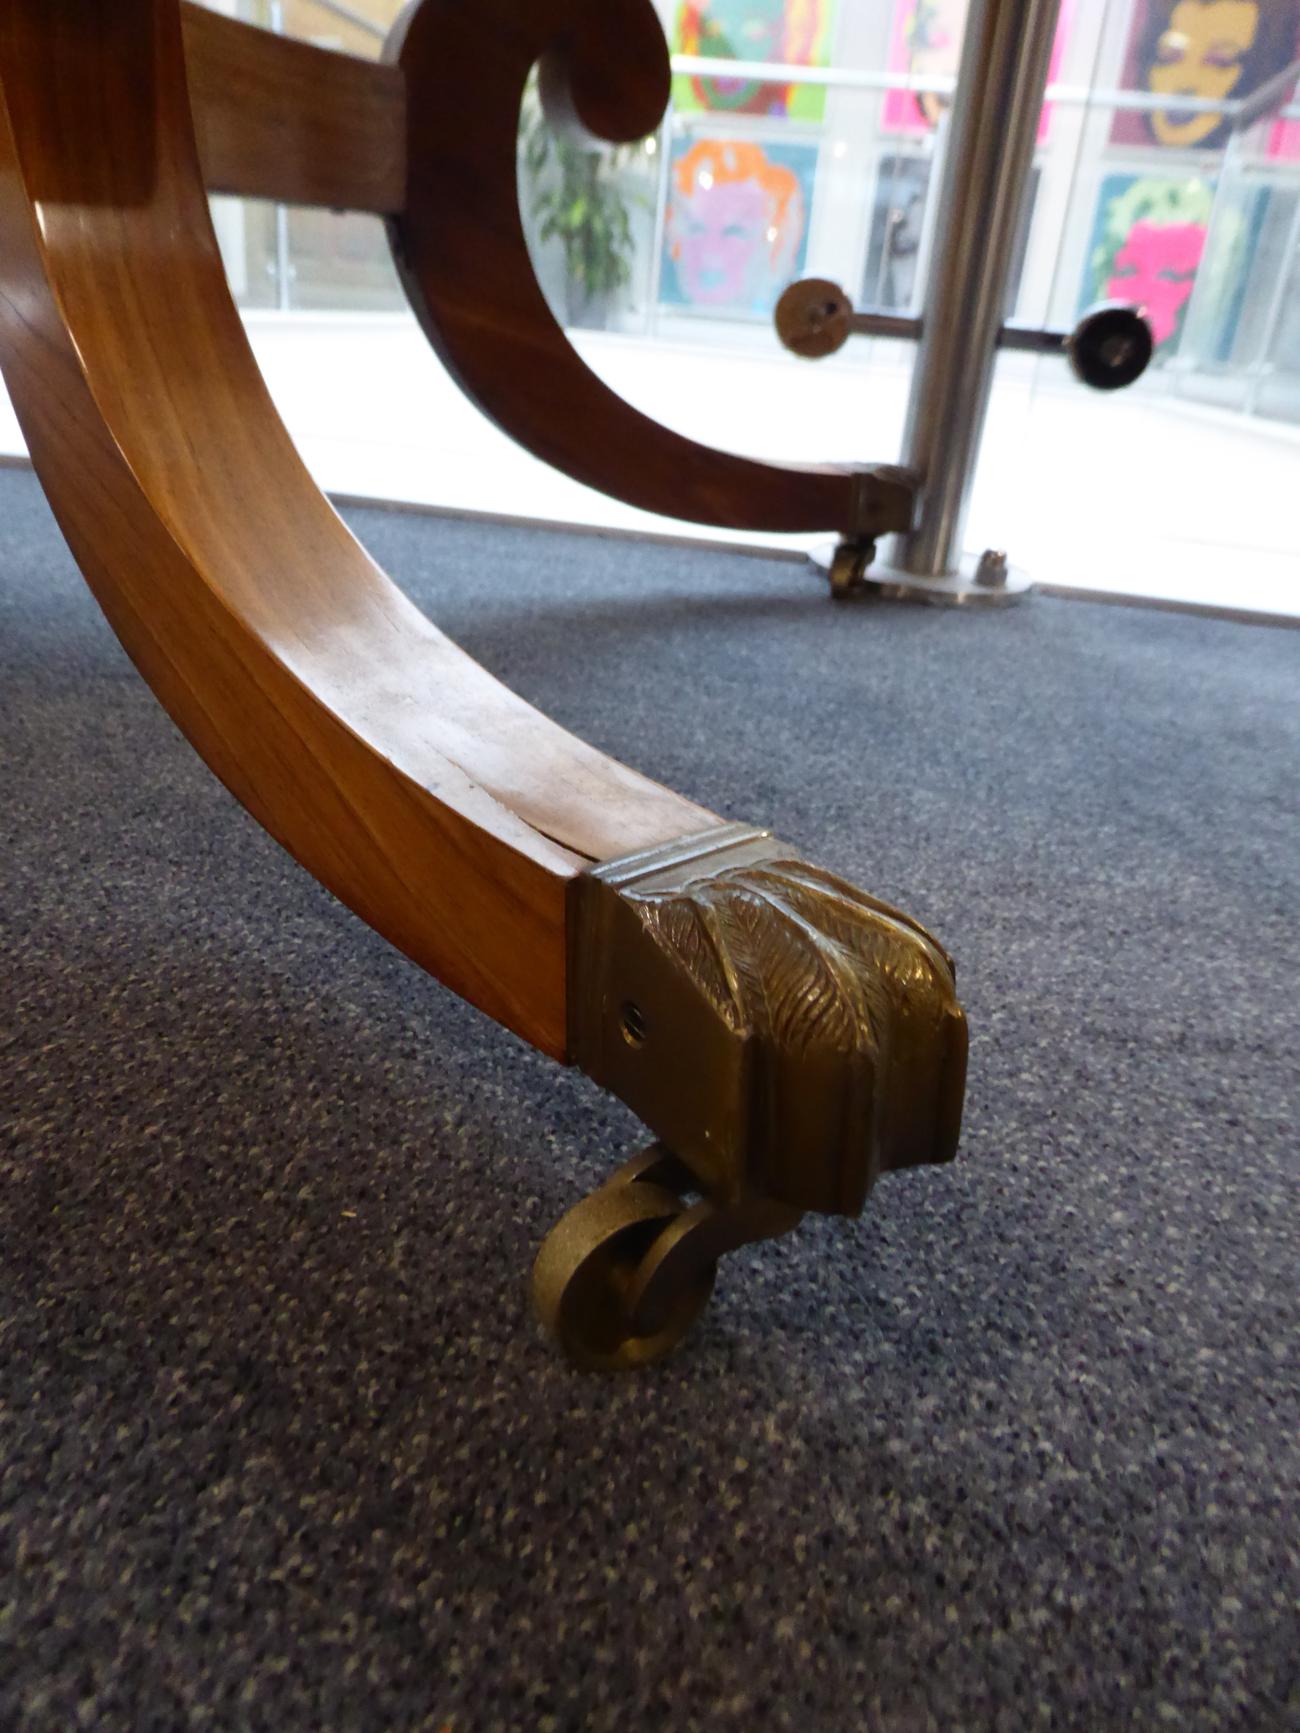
3;310;1296;621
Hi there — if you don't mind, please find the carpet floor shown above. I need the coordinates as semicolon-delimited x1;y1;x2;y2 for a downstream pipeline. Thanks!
1;465;1297;1732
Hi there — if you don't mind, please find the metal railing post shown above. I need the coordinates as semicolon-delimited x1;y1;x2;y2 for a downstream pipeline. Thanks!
266;0;295;311
886;0;1063;591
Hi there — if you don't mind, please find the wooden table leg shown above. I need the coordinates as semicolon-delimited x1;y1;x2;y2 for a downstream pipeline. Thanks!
0;0;966;1369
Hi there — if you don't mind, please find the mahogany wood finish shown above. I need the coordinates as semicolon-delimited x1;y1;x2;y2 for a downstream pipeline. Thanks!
173;0;912;540
387;0;913;538
182;2;405;214
0;0;721;1058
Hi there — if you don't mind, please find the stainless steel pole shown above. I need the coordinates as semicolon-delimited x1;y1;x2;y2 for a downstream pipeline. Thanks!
268;0;293;313
889;0;1063;583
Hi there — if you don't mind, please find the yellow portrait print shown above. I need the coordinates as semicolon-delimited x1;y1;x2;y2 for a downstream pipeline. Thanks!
1129;0;1299;149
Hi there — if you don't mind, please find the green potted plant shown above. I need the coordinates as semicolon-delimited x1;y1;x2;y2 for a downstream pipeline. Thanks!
518;86;648;330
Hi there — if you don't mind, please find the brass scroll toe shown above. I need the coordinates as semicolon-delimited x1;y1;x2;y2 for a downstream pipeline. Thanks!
569;827;969;1218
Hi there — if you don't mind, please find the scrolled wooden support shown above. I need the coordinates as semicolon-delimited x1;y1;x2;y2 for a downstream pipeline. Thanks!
174;0;914;540
384;0;914;538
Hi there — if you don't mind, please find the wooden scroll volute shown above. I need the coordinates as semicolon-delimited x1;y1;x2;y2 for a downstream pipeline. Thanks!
386;0;913;538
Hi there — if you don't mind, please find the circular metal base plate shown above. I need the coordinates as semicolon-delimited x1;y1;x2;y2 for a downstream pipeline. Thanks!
810;544;1034;608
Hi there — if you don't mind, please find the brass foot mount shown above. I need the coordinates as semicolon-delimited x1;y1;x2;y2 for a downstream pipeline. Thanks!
532;1145;801;1372
814;538;1035;607
534;825;970;1370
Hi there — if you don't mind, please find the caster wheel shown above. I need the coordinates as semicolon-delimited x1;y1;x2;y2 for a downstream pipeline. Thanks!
532;1180;717;1371
828;539;874;598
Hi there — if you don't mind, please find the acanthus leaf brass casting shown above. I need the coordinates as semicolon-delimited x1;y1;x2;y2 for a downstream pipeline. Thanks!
535;828;968;1368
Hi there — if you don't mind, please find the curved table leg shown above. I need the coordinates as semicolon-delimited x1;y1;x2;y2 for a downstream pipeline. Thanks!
0;0;718;1055
385;0;915;541
174;0;916;545
0;0;967;1368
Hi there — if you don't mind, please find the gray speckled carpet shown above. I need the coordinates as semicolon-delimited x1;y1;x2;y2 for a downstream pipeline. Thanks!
1;464;1297;1733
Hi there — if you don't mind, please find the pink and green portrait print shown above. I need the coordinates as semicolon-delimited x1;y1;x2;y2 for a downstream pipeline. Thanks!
1083;176;1215;354
672;0;837;122
662;137;816;315
882;0;1071;138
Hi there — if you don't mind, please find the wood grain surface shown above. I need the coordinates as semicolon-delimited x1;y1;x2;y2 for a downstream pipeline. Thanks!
174;0;913;539
387;0;915;538
0;0;720;1058
182;2;405;213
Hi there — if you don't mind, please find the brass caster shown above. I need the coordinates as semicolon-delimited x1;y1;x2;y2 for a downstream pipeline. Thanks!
533;1146;804;1372
828;538;876;598
532;1156;717;1372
